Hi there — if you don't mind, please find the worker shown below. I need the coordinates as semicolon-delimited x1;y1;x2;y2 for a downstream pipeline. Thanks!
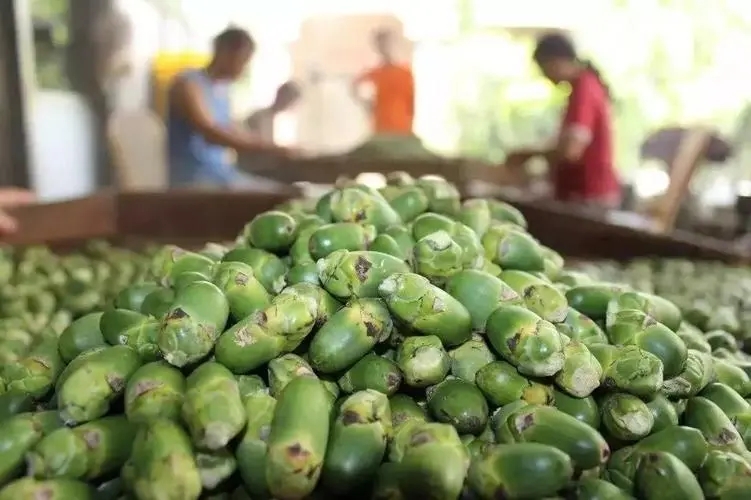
167;27;292;189
504;32;621;208
244;81;301;145
239;81;302;175
0;188;37;236
352;28;415;135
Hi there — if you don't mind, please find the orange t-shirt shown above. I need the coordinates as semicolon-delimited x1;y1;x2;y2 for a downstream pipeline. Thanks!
358;64;414;134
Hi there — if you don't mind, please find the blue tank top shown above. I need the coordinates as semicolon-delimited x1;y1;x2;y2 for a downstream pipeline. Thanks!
167;69;238;186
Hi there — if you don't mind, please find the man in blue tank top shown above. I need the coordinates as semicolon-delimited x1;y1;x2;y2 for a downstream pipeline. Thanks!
167;28;291;189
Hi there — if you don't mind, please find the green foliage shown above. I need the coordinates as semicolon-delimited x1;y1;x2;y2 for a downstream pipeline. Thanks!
31;0;70;90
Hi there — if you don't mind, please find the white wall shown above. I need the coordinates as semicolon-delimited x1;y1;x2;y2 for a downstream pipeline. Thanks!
29;91;97;201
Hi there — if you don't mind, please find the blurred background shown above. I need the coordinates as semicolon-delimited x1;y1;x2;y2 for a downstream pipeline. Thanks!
6;0;751;229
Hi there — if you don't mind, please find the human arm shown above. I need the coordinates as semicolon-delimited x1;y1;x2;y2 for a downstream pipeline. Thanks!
505;76;601;167
552;74;600;164
504;126;590;168
242;110;302;158
504;147;554;167
351;70;375;111
173;78;282;153
242;110;271;145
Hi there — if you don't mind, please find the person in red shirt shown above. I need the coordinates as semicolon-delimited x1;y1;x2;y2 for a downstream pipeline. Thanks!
505;32;621;208
351;28;415;135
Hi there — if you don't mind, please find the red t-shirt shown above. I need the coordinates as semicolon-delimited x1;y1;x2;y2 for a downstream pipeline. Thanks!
552;70;621;202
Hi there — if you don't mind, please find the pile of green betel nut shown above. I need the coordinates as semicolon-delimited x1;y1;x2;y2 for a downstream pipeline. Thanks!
579;258;751;356
0;172;749;500
0;241;153;365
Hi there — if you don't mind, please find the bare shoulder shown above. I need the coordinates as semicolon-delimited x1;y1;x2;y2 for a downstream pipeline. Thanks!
172;75;205;108
169;75;188;103
171;73;197;95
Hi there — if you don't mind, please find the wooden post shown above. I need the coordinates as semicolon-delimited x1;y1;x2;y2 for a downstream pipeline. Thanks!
0;0;33;188
652;127;712;233
66;0;124;189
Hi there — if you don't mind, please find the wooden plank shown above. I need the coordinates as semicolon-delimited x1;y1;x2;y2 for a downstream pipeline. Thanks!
641;126;731;164
66;0;120;188
651;127;712;233
0;0;33;188
460;163;531;190
3;192;117;245
494;191;748;264
116;189;296;243
2;185;746;266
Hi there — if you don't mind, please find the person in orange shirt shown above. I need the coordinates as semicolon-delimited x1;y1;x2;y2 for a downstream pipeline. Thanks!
352;28;414;135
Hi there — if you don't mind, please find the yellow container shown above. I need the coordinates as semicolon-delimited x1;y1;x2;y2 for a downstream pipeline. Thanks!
151;52;211;119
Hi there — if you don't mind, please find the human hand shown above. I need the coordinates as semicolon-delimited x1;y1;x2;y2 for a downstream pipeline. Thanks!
504;151;533;168
542;149;558;165
277;146;304;159
0;209;20;235
0;188;36;207
0;188;36;236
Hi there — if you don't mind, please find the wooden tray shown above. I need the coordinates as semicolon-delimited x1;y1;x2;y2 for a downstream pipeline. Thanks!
3;188;295;248
3;186;747;264
494;191;746;264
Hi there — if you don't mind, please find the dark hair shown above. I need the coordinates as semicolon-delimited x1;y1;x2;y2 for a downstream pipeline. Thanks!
374;27;389;37
373;27;394;44
275;81;300;100
533;31;612;100
213;27;255;53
